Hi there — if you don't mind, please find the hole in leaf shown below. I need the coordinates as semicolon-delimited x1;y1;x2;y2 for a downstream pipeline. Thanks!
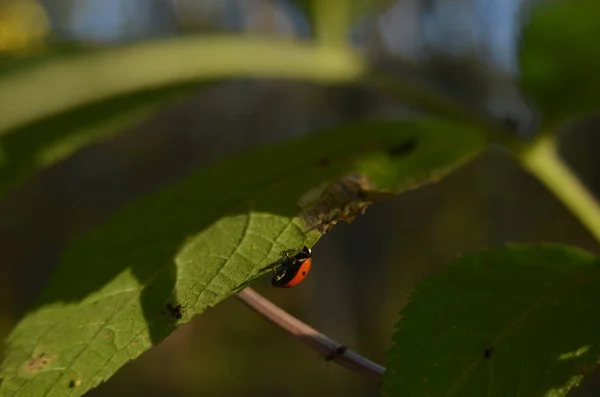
388;138;417;157
484;348;493;359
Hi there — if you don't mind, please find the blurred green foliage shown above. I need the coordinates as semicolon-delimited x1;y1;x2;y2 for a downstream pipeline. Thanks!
520;0;600;127
0;81;201;195
1;0;600;396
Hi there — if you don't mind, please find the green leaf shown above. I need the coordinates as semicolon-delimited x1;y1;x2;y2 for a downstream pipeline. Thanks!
519;0;600;127
0;119;484;397
383;245;600;397
0;35;365;135
0;81;202;197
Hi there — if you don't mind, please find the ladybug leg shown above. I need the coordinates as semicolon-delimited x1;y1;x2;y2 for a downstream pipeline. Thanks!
259;254;285;272
279;249;292;259
271;263;287;282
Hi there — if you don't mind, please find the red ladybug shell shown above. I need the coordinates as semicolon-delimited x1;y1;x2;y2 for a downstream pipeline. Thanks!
271;246;312;288
280;257;312;288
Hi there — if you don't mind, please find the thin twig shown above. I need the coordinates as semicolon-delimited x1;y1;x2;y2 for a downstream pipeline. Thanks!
235;287;386;383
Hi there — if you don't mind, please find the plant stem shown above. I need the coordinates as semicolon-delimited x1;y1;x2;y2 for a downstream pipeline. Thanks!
312;0;352;47
519;135;600;243
365;58;600;244
236;287;385;382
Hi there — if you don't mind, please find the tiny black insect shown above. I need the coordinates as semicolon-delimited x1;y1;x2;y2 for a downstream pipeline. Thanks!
166;302;186;319
325;345;348;361
483;347;493;359
68;379;81;388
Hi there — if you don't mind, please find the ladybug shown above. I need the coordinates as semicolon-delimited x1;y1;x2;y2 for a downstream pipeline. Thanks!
271;246;312;288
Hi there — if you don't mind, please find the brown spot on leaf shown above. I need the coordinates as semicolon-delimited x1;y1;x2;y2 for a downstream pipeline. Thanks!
68;379;81;388
299;174;394;234
23;352;56;374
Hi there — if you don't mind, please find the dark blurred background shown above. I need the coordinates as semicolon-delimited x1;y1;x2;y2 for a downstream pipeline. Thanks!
1;0;599;396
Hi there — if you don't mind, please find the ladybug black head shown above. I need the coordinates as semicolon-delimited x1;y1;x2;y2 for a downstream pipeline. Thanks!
295;246;311;260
